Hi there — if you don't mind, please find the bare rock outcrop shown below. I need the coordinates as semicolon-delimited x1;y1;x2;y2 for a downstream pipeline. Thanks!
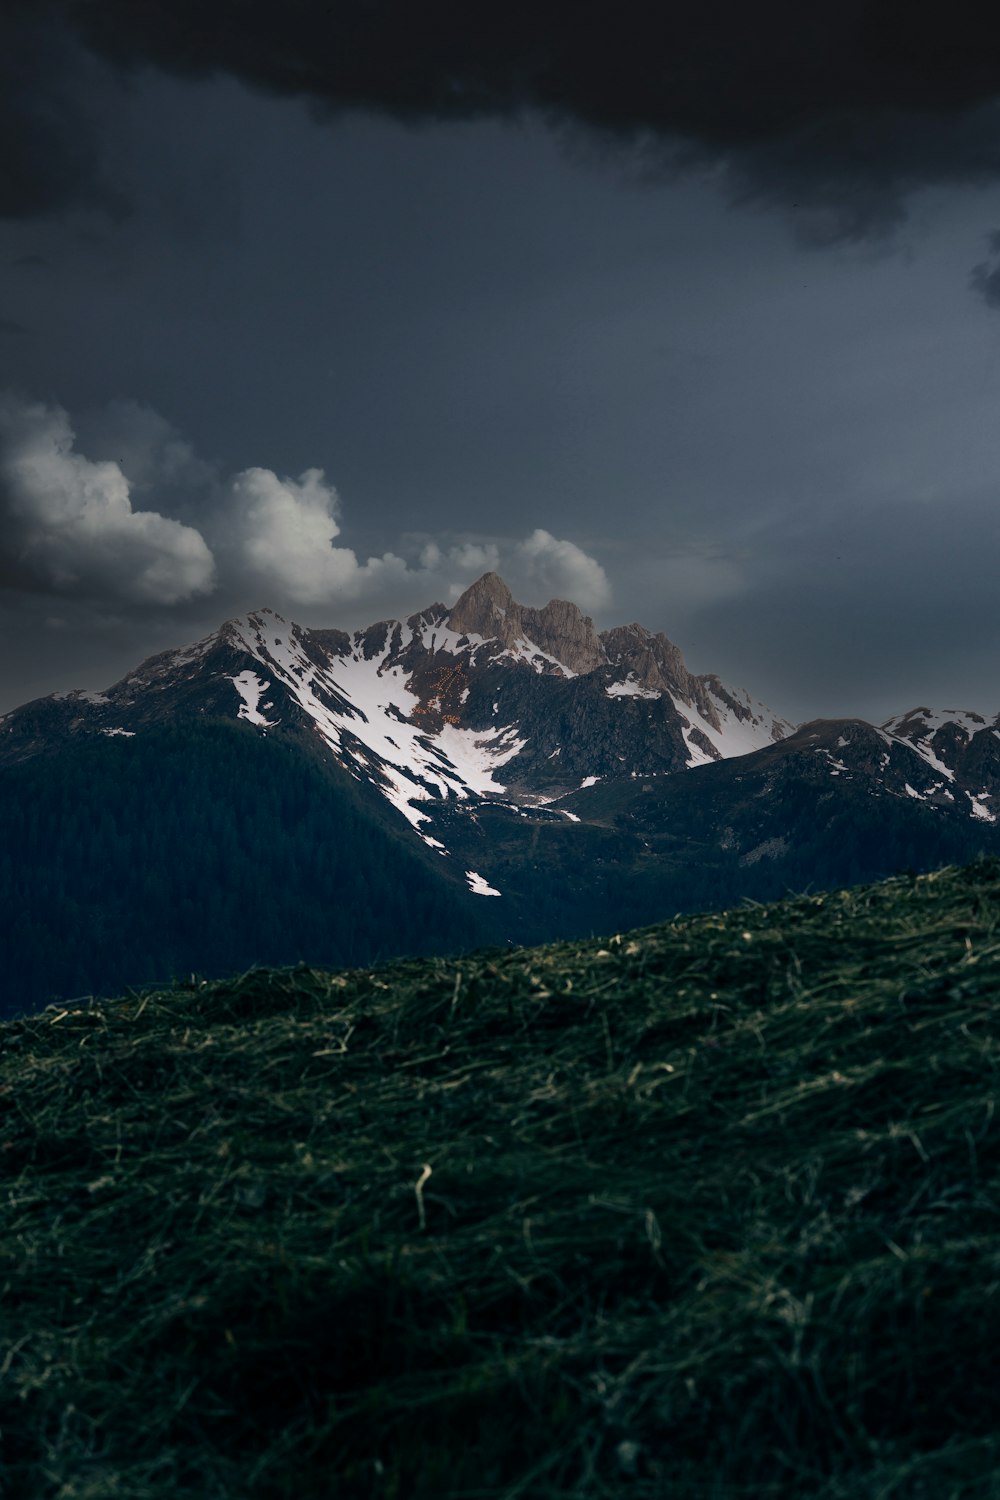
448;572;606;674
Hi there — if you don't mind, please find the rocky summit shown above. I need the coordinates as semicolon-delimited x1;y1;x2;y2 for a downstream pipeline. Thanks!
447;571;607;674
0;574;793;854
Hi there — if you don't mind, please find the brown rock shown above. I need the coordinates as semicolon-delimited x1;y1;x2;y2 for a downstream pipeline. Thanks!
447;573;606;674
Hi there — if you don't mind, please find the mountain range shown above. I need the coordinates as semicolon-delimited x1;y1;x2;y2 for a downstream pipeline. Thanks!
2;571;999;1012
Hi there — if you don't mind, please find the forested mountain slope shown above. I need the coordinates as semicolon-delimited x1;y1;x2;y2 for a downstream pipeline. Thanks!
0;722;492;1018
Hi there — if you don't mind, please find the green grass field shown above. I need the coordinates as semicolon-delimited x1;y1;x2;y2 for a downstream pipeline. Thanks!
4;860;1000;1497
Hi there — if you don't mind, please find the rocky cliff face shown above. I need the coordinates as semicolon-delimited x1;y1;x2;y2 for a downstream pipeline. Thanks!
447;573;606;675
600;623;688;694
446;572;519;643
446;576;789;755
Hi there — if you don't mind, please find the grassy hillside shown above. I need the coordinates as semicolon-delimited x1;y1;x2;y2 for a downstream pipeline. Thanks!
3;861;1000;1497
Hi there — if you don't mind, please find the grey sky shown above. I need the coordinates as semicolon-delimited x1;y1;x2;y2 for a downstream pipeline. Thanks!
2;11;1000;724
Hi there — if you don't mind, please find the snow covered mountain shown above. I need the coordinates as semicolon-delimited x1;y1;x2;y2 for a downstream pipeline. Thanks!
877;707;1000;822
4;573;999;889
0;572;793;892
4;572;1000;1010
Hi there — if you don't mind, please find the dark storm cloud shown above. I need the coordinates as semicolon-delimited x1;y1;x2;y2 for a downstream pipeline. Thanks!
970;230;1000;307
684;485;1000;722
62;0;1000;134
9;0;1000;243
727;102;1000;246
0;9;122;221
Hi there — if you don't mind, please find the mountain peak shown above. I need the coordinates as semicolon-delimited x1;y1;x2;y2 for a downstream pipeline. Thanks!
447;572;604;674
448;572;516;631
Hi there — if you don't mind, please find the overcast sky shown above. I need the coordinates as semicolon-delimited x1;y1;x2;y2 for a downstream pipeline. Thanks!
3;2;1000;723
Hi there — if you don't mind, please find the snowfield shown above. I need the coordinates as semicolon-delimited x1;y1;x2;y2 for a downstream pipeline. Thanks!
224;612;526;848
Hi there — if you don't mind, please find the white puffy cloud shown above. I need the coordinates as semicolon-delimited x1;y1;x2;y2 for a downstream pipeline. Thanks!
417;539;502;600
0;392;612;625
215;475;612;617
0;395;215;604
217;464;411;605
514;527;611;611
407;532;612;615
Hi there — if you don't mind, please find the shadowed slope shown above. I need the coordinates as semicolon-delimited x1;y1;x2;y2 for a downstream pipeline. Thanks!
3;862;1000;1496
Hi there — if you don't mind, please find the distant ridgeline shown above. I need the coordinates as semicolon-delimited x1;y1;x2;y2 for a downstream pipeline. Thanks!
2;573;1000;1014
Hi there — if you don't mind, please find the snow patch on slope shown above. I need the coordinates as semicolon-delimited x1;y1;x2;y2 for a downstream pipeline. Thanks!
880;707;995;785
496;636;577;676
53;690;110;705
434;721;527;791
669;685;788;766
232;671;279;728
816;748;848;774
884;707;988;737
969;793;996;823
412;619;489;660
606;675;660;700
226;611;526;845
881;727;956;782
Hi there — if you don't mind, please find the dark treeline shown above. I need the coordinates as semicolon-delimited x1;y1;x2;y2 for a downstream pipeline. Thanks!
486;773;1000;943
624;789;1000;927
0;724;490;1017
